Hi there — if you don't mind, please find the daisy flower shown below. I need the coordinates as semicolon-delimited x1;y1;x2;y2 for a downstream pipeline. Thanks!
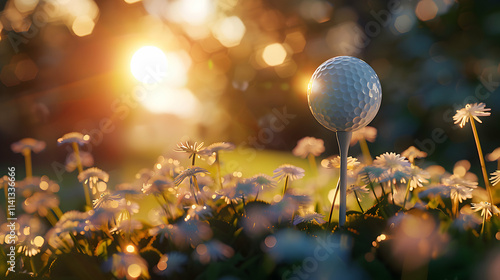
247;174;276;190
360;166;386;183
65;151;94;172
453;104;494;207
18;235;44;257
471;201;494;220
174;167;209;186
46;227;74;253
487;147;500;170
78;167;109;196
55;210;92;236
401;166;430;210
443;174;478;191
23;191;59;217
490;170;500;186
16;176;60;198
401;146;427;164
175;141;205;166
217;186;241;205
439;174;477;217
174;167;209;204
373;152;411;179
321;156;360;170
11;138;46;154
155;252;188;276
350;126;377;145
57;132;90;146
453;103;490;128
78;167;109;184
292;212;326;225
373;153;410;181
273;164;305;182
11;138;46;179
291;137;324;173
292;137;325;158
273;164;305;195
247;174;276;200
59;132;92;208
201;142;235;154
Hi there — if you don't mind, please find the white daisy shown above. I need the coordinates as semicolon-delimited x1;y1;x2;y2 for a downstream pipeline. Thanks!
453;103;491;128
401;146;427;163
350;126;377;145
11;138;46;154
292;137;325;158
490;170;500;186
57;132;90;146
272;164;305;182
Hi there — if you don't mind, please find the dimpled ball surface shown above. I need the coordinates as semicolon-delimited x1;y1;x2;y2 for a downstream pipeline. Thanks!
307;56;382;132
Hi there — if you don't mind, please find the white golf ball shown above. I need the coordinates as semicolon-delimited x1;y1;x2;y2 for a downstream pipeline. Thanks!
307;56;382;132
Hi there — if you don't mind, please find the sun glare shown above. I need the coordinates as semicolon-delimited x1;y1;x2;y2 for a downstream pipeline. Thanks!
130;46;169;84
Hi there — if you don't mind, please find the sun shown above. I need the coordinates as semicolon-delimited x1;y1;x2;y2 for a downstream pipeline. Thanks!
130;46;168;84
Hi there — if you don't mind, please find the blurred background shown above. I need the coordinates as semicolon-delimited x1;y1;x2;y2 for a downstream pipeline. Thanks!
1;0;500;182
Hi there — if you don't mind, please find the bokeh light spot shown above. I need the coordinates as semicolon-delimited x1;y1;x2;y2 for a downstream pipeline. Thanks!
72;16;95;37
394;15;414;33
127;264;141;278
264;235;277;248
125;244;135;253
14;0;39;13
212;16;246;48
415;0;438;21
262;43;287;66
33;236;44;247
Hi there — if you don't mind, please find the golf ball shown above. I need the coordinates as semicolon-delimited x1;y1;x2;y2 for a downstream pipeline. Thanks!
307;56;382;132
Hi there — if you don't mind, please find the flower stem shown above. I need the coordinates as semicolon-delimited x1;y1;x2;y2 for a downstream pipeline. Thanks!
46;210;58;226
30;256;37;275
353;190;364;213
283;175;289;196
480;212;486;236
72;142;91;210
215;153;223;189
192;153;196;166
367;179;380;204
254;189;260;201
52;207;63;219
452;196;459;219
402;181;411;211
389;182;395;205
470;117;495;206
22;149;32;178
189;177;199;204
328;180;340;226
359;138;372;165
308;154;317;175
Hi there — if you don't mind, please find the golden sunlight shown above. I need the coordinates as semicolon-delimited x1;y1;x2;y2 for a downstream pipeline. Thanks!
130;46;169;84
